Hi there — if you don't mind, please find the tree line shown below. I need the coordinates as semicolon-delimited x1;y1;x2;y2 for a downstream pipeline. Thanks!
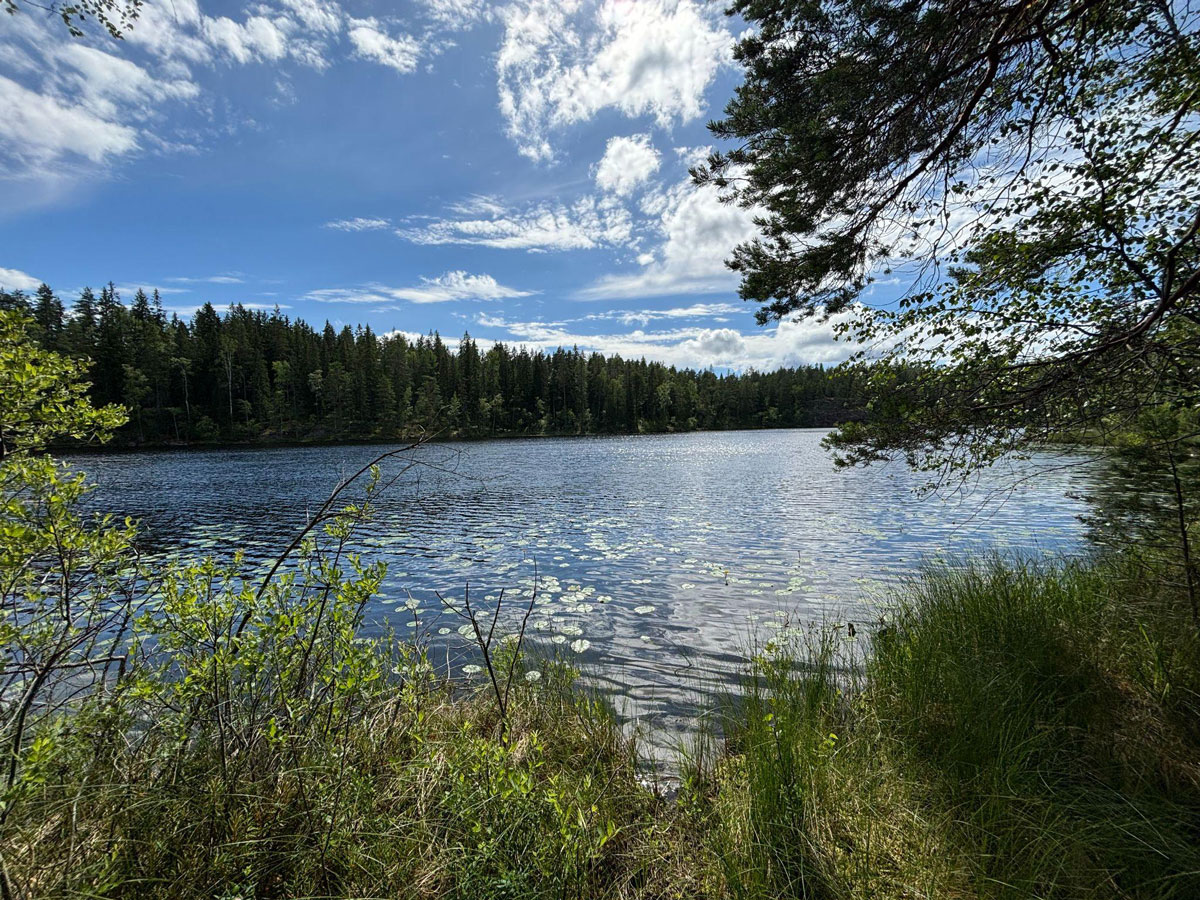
0;282;865;445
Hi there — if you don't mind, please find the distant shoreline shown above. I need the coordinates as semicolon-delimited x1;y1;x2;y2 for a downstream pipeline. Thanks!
55;421;846;456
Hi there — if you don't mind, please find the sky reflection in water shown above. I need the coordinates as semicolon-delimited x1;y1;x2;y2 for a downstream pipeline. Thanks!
67;429;1101;748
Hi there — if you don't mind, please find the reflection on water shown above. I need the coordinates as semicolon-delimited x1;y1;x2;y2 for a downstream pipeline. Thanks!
66;429;1100;746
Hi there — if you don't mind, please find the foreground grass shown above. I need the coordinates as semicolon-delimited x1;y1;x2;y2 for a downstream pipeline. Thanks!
8;654;705;899
696;557;1200;900
7;556;1200;899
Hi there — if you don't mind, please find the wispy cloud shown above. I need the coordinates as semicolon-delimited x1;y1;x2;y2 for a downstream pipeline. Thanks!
305;271;535;305
323;216;393;232
584;303;743;326
346;17;427;74
579;172;757;299
163;302;292;316
166;274;246;284
399;195;632;252
113;283;191;296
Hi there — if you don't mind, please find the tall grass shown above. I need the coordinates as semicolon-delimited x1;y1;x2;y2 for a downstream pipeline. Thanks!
6;648;705;899
6;547;1199;898
699;557;1200;900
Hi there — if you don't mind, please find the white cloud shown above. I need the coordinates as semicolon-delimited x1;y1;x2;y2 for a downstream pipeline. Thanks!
112;283;191;296
324;216;392;231
53;43;199;116
166;274;246;284
0;0;437;189
497;0;734;160
306;271;534;305
123;0;212;64
595;134;660;197
0;267;42;291
473;313;855;370
585;302;742;326
419;0;489;28
0;74;140;165
129;2;335;69
581;172;759;298
347;17;425;74
206;15;291;64
399;195;633;252
280;0;344;34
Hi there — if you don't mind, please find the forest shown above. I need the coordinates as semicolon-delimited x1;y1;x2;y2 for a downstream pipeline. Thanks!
0;282;865;445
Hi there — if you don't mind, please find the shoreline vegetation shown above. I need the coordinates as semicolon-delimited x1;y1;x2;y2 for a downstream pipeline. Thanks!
4;310;1199;898
51;420;844;457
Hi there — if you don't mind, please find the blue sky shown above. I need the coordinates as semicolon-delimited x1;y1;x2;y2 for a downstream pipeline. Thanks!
0;0;853;370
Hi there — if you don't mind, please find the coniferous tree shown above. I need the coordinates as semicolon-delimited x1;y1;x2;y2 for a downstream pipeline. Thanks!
20;280;867;445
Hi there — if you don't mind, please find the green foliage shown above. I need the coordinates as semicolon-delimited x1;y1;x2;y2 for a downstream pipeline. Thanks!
3;0;142;39
0;309;125;457
1081;404;1200;624
704;0;1200;475
0;312;701;898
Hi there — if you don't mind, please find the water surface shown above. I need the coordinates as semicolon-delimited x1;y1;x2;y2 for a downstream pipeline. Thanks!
68;429;1100;745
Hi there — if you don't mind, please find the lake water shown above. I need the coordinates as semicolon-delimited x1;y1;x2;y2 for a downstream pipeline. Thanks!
67;429;1100;748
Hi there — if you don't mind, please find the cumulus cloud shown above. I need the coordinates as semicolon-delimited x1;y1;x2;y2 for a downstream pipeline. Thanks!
306;271;535;305
0;0;439;189
0;74;140;165
594;134;660;197
497;0;734;160
279;0;344;34
399;195;633;252
580;171;759;299
347;18;425;74
0;267;43;291
324;216;392;231
472;313;855;370
205;15;291;64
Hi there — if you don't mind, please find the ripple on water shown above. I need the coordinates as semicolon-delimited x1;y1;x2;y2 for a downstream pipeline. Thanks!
66;429;1101;750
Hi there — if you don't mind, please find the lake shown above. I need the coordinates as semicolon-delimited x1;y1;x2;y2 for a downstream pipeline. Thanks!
67;428;1100;748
